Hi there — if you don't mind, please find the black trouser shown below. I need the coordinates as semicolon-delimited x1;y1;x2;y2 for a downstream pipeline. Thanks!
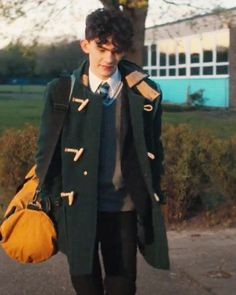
71;211;137;295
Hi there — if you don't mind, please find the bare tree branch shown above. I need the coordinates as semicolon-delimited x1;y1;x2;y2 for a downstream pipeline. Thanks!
161;0;224;12
0;0;233;64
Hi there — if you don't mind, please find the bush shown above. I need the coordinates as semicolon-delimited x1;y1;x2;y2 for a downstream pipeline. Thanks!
162;124;207;221
0;125;38;203
202;135;236;205
162;124;236;222
0;123;235;225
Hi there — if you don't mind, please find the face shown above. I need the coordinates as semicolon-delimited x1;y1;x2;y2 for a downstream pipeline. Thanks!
80;37;125;80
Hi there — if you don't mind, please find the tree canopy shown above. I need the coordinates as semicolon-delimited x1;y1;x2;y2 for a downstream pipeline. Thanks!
0;0;231;64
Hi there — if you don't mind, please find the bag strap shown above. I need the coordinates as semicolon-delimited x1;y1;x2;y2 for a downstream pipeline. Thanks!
35;74;75;197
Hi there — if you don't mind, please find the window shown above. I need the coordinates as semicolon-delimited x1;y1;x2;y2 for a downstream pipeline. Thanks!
203;50;213;62
143;45;148;66
216;30;229;62
177;39;186;64
160;69;166;76
167;40;176;66
169;68;176;76
202;33;214;63
191;67;200;76
203;66;213;75
169;54;176;66
143;29;229;78
151;44;157;65
157;40;177;77
217;47;228;62
191;53;200;63
178;68;186;76
159;41;167;66
179;53;186;64
216;65;228;75
151;69;157;76
160;53;166;66
190;36;201;64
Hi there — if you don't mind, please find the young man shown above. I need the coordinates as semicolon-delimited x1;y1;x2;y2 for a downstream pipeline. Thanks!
36;8;169;295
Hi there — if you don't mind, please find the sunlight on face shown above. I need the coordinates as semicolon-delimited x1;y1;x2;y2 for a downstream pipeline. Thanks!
80;37;125;80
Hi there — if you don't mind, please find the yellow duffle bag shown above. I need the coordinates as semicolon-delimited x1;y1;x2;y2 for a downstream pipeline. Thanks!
0;165;57;263
0;75;73;264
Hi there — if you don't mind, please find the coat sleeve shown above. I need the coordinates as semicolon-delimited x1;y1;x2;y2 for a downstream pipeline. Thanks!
35;79;62;202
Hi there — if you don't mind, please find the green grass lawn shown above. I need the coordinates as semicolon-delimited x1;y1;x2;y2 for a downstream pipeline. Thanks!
0;85;45;133
0;84;45;93
0;96;44;134
163;109;236;138
0;87;236;138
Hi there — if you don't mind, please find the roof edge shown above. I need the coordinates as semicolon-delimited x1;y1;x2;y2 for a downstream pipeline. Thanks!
146;6;236;30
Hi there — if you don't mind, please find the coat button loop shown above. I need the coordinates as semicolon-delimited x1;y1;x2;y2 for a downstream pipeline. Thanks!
144;104;153;112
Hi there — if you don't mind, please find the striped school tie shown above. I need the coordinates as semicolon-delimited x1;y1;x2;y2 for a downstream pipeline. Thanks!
98;82;114;106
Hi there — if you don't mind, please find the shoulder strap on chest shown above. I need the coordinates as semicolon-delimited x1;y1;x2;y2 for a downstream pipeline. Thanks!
52;75;74;110
37;75;74;187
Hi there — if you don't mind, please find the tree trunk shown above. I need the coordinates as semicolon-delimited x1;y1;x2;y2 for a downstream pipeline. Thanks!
123;7;148;65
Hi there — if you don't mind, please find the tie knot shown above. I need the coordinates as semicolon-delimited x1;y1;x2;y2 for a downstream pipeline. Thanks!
97;82;115;106
98;82;110;96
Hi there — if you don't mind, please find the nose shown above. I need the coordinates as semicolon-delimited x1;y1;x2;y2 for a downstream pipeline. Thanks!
104;51;114;64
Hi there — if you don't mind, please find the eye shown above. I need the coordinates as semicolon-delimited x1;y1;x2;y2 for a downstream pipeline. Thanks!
112;49;124;57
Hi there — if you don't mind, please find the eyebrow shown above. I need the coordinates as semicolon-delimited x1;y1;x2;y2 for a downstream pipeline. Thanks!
97;43;121;54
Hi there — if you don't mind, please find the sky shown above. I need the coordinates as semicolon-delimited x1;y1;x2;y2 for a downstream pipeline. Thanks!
0;0;235;47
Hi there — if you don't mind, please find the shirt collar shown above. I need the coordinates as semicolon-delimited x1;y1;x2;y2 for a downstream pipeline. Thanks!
89;67;121;97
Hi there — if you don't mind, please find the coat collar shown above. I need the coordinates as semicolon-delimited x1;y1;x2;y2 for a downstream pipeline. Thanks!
72;59;148;90
73;59;89;87
118;59;148;88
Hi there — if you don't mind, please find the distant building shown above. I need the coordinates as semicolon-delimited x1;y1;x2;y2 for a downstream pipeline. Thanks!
144;7;236;108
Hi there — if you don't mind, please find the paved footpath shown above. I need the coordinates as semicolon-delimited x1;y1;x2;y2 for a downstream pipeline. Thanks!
0;228;235;295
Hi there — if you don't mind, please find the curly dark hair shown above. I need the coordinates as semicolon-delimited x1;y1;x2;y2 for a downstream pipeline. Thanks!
85;8;134;52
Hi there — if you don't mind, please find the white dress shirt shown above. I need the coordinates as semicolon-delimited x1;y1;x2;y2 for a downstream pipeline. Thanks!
89;67;122;99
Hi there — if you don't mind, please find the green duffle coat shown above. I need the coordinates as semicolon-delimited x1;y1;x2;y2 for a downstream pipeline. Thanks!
36;59;170;275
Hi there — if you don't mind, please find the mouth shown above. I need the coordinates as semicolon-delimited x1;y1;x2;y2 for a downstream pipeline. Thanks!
100;65;114;71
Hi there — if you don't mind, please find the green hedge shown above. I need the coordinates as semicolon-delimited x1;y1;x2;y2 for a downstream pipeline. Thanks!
0;125;37;200
0;124;235;222
162;124;236;221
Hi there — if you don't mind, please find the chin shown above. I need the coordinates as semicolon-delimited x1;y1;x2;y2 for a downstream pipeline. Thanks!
99;66;115;77
100;71;113;79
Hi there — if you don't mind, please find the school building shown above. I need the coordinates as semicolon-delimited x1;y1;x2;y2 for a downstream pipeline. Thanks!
144;7;236;108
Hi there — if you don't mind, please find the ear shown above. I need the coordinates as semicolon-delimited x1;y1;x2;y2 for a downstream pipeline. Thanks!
80;39;90;54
